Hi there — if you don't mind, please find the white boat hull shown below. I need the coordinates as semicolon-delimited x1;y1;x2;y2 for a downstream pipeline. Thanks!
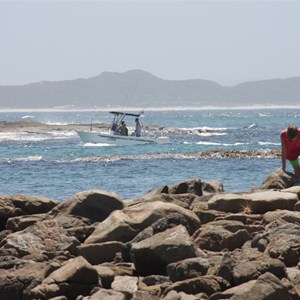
76;130;169;146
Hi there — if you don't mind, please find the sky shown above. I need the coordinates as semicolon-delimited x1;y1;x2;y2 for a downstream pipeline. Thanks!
1;0;300;86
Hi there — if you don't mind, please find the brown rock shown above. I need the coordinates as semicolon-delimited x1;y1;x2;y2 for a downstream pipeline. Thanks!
28;256;99;299
261;168;300;190
130;225;196;275
77;241;125;265
48;189;124;224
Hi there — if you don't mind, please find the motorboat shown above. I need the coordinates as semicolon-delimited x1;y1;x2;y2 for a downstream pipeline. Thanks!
76;111;170;146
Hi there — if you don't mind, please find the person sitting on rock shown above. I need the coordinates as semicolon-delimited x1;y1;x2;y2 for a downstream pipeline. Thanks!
117;121;128;136
281;124;300;176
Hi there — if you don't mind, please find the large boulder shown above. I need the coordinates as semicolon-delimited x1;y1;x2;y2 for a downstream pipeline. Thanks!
232;246;286;286
0;219;80;259
47;190;124;224
208;191;298;214
0;260;51;300
252;223;300;267
0;195;59;230
130;225;196;275
28;256;99;299
261;168;300;190
229;272;291;300
85;201;200;244
193;220;252;251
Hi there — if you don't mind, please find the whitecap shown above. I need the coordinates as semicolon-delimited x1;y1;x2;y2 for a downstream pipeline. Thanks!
21;115;34;119
196;132;227;137
258;141;280;146
0;156;44;163
82;142;115;147
180;126;229;131
0;131;77;142
196;141;250;146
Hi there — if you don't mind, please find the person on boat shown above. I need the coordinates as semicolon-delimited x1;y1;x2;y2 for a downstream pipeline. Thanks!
117;121;128;136
281;124;300;176
135;118;143;137
111;121;117;132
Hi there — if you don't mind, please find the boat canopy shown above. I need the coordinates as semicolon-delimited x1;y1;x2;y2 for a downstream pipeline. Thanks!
109;111;143;117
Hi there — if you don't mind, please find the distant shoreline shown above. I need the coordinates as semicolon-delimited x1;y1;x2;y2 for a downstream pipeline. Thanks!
1;105;300;112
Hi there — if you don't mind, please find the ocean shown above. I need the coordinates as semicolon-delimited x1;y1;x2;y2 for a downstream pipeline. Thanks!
0;108;297;201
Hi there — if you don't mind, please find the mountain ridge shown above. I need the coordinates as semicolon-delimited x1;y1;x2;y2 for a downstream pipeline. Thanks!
0;70;300;109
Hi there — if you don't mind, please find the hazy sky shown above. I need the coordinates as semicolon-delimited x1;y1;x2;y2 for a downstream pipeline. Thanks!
1;1;300;86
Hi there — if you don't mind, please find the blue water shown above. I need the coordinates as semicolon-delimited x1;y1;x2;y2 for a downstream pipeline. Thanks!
0;108;297;201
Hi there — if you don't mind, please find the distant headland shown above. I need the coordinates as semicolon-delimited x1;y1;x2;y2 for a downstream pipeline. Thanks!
1;70;300;109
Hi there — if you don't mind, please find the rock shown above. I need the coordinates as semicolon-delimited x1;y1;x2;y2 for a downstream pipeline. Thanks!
82;288;126;300
162;275;229;297
111;275;138;295
167;257;210;282
193;209;225;225
208;191;298;214
243;190;298;214
131;193;196;209
48;190;124;224
202;181;224;194
261;168;300;190
229;272;291;300
282;185;300;197
93;265;114;288
77;241;125;265
6;214;45;232
0;195;59;230
130;225;196;275
129;212;199;244
84;210;138;244
85;201;200;244
28;256;99;299
207;193;251;213
213;251;235;284
208;279;256;300
141;275;170;287
193;220;252;251
286;267;300;299
253;223;300;267
0;260;50;300
263;210;300;226
0;219;80;259
168;178;202;196
101;262;136;277
145;178;202;196
232;246;286;285
163;290;200;299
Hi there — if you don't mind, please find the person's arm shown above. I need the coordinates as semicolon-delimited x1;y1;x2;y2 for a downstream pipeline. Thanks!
281;134;287;171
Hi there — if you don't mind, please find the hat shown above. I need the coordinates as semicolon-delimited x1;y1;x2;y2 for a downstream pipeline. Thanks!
121;121;125;124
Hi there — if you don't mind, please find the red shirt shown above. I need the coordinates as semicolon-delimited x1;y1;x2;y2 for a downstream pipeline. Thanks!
281;129;300;160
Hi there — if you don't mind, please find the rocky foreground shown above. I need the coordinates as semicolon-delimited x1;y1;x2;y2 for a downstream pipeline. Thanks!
2;169;300;299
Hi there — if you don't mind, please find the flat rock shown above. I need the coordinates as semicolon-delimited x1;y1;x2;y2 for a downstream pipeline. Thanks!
208;190;298;214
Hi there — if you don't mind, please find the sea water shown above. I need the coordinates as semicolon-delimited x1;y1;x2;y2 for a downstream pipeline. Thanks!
0;108;298;201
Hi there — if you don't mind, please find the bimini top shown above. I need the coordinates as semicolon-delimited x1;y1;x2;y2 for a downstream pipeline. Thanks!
109;111;143;117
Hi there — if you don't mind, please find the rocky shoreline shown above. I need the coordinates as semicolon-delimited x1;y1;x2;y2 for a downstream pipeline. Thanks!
1;169;300;299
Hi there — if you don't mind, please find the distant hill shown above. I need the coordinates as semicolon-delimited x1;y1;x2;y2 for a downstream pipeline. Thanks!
0;70;300;109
